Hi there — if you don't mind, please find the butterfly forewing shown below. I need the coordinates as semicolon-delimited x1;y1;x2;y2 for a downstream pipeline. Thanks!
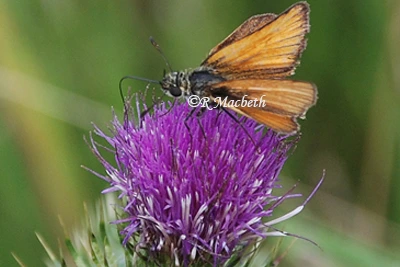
202;2;310;79
203;13;277;59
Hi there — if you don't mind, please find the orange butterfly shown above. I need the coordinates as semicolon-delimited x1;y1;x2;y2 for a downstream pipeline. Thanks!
156;2;317;134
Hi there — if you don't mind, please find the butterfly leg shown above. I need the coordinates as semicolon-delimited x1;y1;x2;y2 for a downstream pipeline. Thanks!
159;98;177;118
184;106;210;141
219;106;256;147
184;107;199;142
196;115;207;140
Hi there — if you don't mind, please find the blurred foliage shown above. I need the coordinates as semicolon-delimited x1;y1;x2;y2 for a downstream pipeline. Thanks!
0;0;399;266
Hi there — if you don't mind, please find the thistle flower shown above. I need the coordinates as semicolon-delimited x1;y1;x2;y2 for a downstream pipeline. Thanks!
88;95;323;266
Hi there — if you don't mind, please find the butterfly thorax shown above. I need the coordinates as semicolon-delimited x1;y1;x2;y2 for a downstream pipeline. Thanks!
161;68;225;99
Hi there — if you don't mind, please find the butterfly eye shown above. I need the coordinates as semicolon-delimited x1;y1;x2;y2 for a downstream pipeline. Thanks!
169;86;182;97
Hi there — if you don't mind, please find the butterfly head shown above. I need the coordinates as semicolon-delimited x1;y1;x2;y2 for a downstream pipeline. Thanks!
161;71;186;97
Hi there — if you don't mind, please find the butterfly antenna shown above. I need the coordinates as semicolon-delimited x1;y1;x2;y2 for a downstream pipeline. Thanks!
119;75;160;104
150;36;173;72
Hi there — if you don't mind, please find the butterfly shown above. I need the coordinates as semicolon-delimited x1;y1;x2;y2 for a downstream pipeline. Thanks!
129;1;317;134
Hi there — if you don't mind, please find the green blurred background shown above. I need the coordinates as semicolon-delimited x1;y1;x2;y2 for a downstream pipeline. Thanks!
0;0;399;266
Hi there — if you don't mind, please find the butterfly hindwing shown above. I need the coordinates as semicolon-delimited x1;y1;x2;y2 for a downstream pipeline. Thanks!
211;95;299;134
209;79;317;116
207;78;317;133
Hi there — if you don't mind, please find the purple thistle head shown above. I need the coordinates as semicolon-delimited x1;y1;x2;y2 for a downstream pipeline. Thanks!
88;95;322;266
